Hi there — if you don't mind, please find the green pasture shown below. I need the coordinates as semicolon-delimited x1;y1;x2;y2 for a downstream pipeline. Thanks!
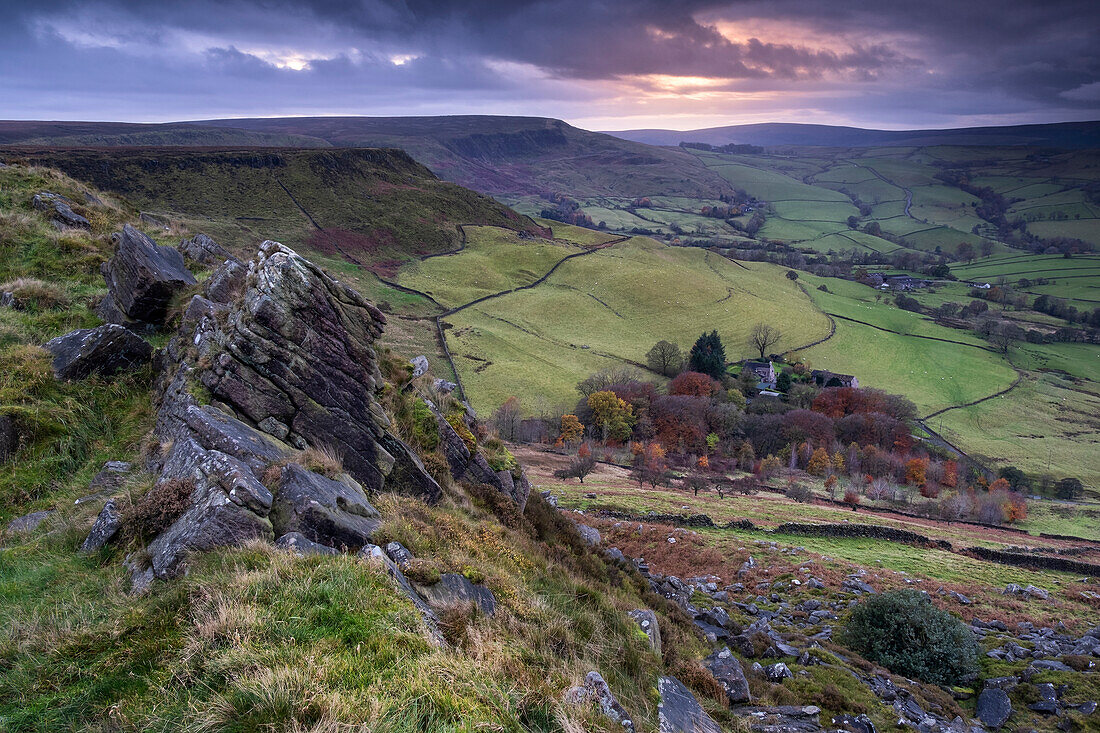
444;238;831;413
397;225;581;309
932;372;1100;491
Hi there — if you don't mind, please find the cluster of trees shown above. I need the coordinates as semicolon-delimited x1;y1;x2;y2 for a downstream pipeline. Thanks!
539;194;594;228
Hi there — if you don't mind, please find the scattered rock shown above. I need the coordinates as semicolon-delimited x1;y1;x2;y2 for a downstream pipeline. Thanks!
765;663;792;682
359;544;444;646
705;647;751;703
657;675;722;732
178;233;239;267
831;713;875;733
275;531;338;556
410;355;430;379
418;573;496;617
6;509;54;535
44;324;152;381
629;609;662;654
581;671;635;731
433;378;457;393
32;192;90;229
80;499;121;552
976;688;1012;728
97;224;198;328
574;522;601;546
269;463;380;550
384;541;415;568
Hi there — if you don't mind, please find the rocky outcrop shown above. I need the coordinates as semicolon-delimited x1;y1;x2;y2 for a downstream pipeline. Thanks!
629;609;662;654
97;224;197;329
431;399;530;510
188;241;440;500
134;240;442;585
178;233;239;267
269;464;381;549
657;676;722;733
32;192;90;229
705;647;751;704
81;499;122;552
44;324;152;380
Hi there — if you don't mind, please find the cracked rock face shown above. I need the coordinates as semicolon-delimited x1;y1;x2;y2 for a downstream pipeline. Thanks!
136;240;441;584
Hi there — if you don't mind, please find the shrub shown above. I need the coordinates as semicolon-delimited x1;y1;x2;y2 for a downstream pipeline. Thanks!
786;482;813;503
122;478;195;544
483;438;518;473
409;399;440;451
838;589;978;685
843;488;860;506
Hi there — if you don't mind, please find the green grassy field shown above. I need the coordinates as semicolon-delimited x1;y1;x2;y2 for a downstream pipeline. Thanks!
442;239;831;413
397;226;582;309
795;274;1017;415
931;371;1100;490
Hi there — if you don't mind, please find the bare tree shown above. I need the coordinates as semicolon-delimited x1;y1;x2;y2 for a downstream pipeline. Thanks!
646;340;682;376
748;323;782;360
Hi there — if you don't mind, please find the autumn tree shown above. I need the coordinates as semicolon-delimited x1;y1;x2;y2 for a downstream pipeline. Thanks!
737;440;755;470
807;447;830;476
669;371;720;397
905;458;928;487
557;414;584;445
682;473;709;496
748;323;782;360
587;390;635;442
646;340;682;377
687;330;727;380
831;451;846;474
942;460;958;488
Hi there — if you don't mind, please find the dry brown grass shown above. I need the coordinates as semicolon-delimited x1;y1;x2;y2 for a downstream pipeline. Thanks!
0;278;70;310
299;445;343;478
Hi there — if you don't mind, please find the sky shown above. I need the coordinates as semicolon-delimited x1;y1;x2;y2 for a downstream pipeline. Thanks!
1;0;1099;131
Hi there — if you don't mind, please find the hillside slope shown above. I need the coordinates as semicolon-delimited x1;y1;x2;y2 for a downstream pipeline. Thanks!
606;121;1100;149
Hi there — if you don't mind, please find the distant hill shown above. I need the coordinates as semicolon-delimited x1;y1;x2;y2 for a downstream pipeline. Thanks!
605;120;1100;149
0;116;733;201
0;146;539;267
0;120;331;148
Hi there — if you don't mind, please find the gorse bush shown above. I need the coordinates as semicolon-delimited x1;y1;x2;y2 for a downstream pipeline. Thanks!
838;589;978;686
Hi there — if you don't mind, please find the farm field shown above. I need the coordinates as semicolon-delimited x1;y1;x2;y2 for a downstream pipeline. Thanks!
440;238;831;413
396;226;582;309
931;371;1100;491
795;273;1017;415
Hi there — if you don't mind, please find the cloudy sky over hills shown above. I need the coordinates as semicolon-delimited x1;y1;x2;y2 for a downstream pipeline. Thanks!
2;0;1098;129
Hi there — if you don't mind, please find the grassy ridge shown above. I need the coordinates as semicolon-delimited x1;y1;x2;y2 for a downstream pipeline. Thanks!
1;148;541;266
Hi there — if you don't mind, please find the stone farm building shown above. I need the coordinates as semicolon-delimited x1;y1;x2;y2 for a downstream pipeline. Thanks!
744;360;776;384
811;370;859;388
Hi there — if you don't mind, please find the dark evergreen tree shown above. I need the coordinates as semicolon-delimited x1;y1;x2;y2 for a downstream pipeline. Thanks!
687;330;726;380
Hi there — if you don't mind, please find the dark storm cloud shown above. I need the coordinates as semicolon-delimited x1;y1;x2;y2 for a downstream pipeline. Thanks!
0;0;1097;125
